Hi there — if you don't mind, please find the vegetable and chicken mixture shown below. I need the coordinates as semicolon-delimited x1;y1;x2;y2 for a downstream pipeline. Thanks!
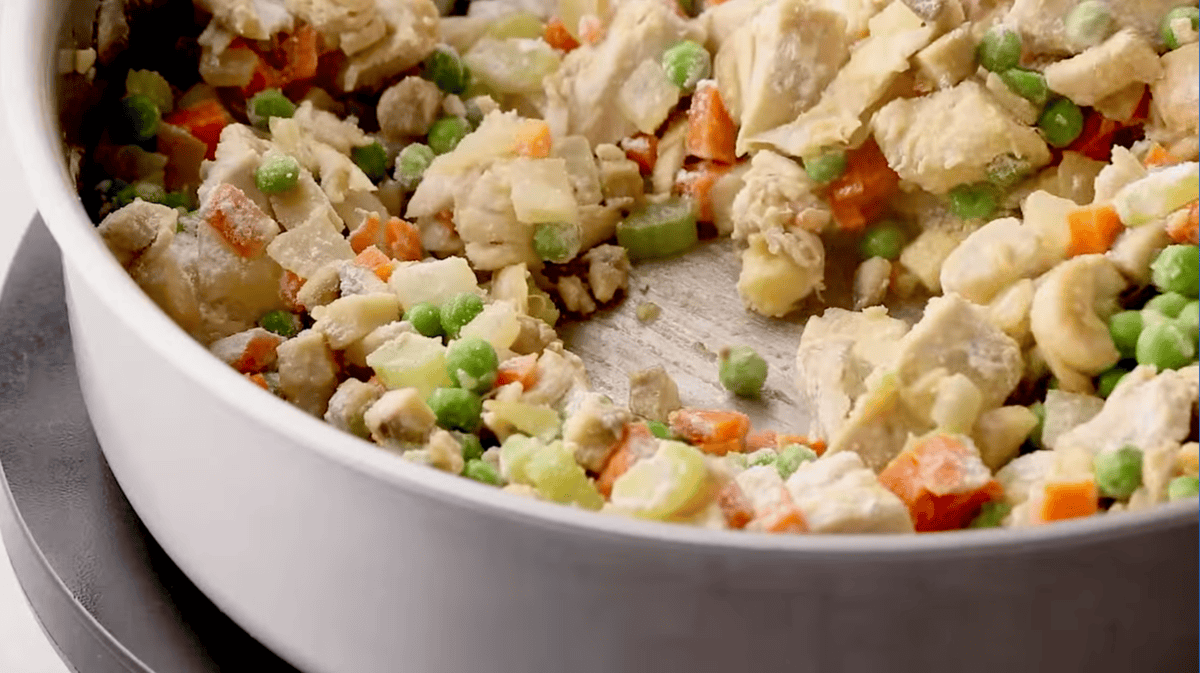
66;0;1199;534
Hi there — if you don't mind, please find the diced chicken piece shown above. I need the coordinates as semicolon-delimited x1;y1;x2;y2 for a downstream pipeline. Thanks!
209;327;285;373
1029;255;1124;389
363;387;438;450
734;465;789;518
312;142;377;204
1126;441;1182;511
266;217;356;279
158;123;208;193
557;276;596;315
984;70;1040;126
295;261;342;311
853;257;892;310
713;0;850;155
784;452;914;533
292;101;375;154
337;0;440;91
651;118;688;196
995;450;1056;507
729;150;830;240
940;217;1051;305
1107;224;1172;286
822;370;932;474
972;405;1038;471
1004;0;1178;56
1041;389;1105;450
913;24;975;90
324;378;386;439
1148;43;1200;159
984;278;1035;345
697;0;771;54
377;76;443;139
276;329;340;416
191;220;285;343
196;0;292;40
552;136;604;208
1093;83;1147;125
425;428;466;474
521;347;589;409
338;259;388;296
594;144;644;207
707;161;752;236
335;194;390;240
618;59;681;135
897;224;972;292
737;228;825;317
872;81;1051;194
1092;146;1147;204
454;163;538;271
96;0;130;65
510;315;558;356
199;124;274;216
1032;151;1106;206
793;306;909;442
750;2;936;159
135;234;202;335
627;366;682;423
269;169;343;232
343;320;414;368
582;244;630;303
927;372;985;433
97;199;178;268
310;292;401;350
1054;365;1199;460
1043;30;1162;107
563;392;632;472
543;0;697;146
201;183;282;259
509;158;579;225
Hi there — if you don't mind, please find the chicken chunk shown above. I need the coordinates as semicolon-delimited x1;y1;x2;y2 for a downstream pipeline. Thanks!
335;0;440;91
1005;0;1180;56
1029;255;1124;388
737;228;825;317
377;76;443;139
729;150;830;241
97;199;178;268
310;292;401;350
454;163;538;271
713;0;850;155
209;327;285;373
582;244;630;303
627;366;682;423
1148;43;1200;159
276;328;340;416
198;123;275;216
1043;30;1162;107
784;452;915;534
563;392;632;472
324;378;386;439
939;216;1051;305
363;387;438;450
871;81;1051;194
197;0;293;40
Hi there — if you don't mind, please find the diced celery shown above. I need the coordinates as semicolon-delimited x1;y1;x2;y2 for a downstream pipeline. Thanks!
389;257;482;310
618;59;681;135
1113;162;1200;226
459;301;522;352
484;400;562;440
528;282;561;326
463;38;561;95
610;440;708;520
616;198;698;261
125;69;173;113
485;11;545;39
525;440;604;510
366;332;453;398
510;158;579;224
499;434;543;484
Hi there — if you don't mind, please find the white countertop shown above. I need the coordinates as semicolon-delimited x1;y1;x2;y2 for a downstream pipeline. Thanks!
0;4;74;670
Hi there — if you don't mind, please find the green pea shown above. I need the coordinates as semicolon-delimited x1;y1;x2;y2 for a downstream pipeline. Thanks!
986;154;1032;190
125;69;173;114
775;444;817;480
1176;300;1199;340
999;68;1048;106
1108;310;1144;359
977;27;1022;72
446;337;499;394
647;420;673;439
258;309;302;338
1095;366;1129;399
397;143;436;191
858;220;908;260
718;345;768;398
439;292;485;339
247;88;296;130
422;47;470;95
968;501;1012;528
427;387;483;432
428;116;471;155
949;183;998;220
120;94;160;143
1136;321;1196;370
463;458;502;485
1150;244;1199;298
744;448;777;468
1145;292;1191;318
351;141;389;183
453;431;485;462
404;302;445;338
1065;1;1115;50
1167;475;1200;500
1038;98;1085;148
533;221;583;263
254;154;301;194
803;149;847;184
1094;445;1143;499
661;40;711;92
1162;5;1200;50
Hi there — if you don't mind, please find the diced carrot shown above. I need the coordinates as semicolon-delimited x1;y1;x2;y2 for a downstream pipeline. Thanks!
348;212;384;254
1066;203;1124;257
203;183;277;257
515;119;552;158
746;430;778;452
280;270;305;312
240;52;284;97
878;433;1003;532
578;14;606;46
621;134;659;176
231;331;285;374
280;24;320;83
354;245;394;282
1036;479;1099;523
384;217;423;262
246;373;270;390
544;17;581;52
1067;111;1125;162
496;353;539;389
826;138;900;232
676;160;731;223
668;408;751;456
776;433;825;456
1143;143;1178;168
597;423;660;496
686;82;738;164
1166;201;1199;245
751;488;808;534
716;481;754;530
163;99;232;161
